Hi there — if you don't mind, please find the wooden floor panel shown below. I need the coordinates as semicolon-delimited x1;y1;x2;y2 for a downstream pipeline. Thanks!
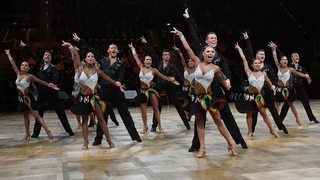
0;100;319;179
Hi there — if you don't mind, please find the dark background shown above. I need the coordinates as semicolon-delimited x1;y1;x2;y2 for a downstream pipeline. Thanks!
0;0;319;111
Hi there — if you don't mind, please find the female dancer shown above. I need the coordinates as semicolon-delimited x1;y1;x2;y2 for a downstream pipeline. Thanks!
62;41;125;150
173;45;195;121
171;28;237;158
234;42;280;140
128;43;180;134
268;41;312;126
5;49;56;140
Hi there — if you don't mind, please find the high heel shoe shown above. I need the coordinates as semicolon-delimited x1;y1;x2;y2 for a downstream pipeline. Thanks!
228;146;238;156
82;141;89;150
270;130;280;138
77;123;82;129
47;131;53;140
196;148;206;158
140;128;148;134
107;140;115;148
246;132;253;140
24;134;31;140
159;128;164;134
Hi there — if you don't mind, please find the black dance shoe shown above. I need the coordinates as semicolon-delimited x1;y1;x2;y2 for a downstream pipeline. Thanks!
31;134;39;138
92;140;102;146
188;146;200;152
241;141;248;149
150;126;156;132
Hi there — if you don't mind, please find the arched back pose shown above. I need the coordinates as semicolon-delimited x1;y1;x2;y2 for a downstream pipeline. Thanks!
171;28;237;158
62;41;125;150
268;41;311;126
5;49;58;140
235;42;280;140
128;43;180;134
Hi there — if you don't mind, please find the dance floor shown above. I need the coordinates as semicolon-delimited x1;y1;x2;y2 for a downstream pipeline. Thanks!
0;100;319;179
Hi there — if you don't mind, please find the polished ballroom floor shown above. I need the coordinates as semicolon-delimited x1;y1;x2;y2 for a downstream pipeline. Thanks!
0;100;319;180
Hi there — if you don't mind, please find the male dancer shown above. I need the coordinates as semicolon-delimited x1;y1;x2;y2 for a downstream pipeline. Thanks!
140;37;191;131
280;52;319;123
242;32;288;135
183;8;248;151
72;33;142;144
20;40;74;137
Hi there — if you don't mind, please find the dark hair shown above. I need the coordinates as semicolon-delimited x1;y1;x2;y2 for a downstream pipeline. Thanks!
205;32;217;40
162;49;170;54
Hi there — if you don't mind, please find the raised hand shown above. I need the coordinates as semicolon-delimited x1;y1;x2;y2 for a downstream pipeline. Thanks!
61;40;72;48
140;36;147;44
72;33;81;42
242;32;249;40
19;40;26;47
172;45;180;51
170;27;183;36
234;42;242;51
4;49;10;56
128;42;134;49
182;8;190;19
48;83;60;90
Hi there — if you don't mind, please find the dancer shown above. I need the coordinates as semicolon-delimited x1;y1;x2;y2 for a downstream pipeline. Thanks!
183;8;247;151
128;43;180;134
268;41;312;126
235;42;280;140
173;45;195;121
20;40;75;137
280;52;319;124
140;36;191;132
72;33;142;144
5;49;56;140
62;41;124;150
172;27;237;158
242;32;288;135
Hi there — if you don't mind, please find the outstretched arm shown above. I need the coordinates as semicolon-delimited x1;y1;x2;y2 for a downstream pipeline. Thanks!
153;69;180;86
19;40;42;69
97;69;125;92
5;49;20;75
170;27;200;65
268;41;280;70
235;42;251;77
173;45;187;69
242;31;255;63
29;74;60;91
61;40;82;71
72;32;105;65
183;7;203;55
290;68;312;84
128;43;143;69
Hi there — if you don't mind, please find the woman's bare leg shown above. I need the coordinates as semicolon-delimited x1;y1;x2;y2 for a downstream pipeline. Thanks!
289;102;302;126
195;114;206;158
209;110;237;156
140;103;148;134
246;112;253;140
31;109;53;139
95;103;114;148
81;115;89;150
23;111;30;140
259;107;279;138
150;94;163;133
